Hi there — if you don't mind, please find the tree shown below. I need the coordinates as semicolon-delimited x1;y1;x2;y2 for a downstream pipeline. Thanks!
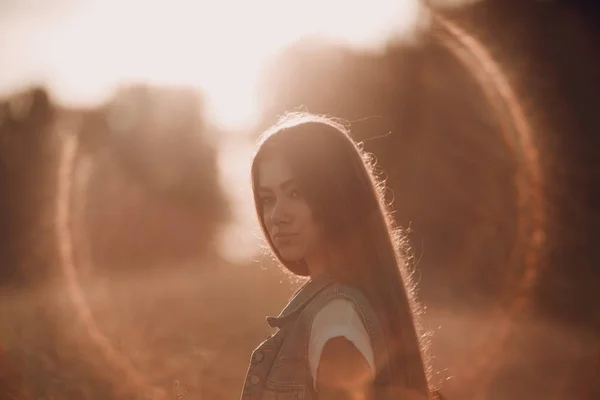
77;85;230;272
0;87;58;287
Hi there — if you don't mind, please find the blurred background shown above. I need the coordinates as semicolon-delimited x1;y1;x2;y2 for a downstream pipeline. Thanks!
0;0;598;399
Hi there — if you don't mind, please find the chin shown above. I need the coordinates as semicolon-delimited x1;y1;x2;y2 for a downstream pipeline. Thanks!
282;259;310;276
276;250;309;276
278;250;304;263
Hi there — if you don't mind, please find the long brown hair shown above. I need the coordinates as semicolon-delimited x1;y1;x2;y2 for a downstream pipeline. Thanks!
250;112;431;395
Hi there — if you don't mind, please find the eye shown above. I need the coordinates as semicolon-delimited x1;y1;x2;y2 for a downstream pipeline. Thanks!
289;188;302;198
260;196;274;206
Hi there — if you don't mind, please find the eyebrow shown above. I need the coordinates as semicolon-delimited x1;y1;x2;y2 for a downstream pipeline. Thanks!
258;178;296;193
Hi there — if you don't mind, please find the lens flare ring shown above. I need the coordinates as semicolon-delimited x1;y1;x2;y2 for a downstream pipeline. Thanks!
54;119;168;399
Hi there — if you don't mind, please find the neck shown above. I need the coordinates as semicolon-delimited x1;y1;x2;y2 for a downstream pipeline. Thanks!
305;253;327;279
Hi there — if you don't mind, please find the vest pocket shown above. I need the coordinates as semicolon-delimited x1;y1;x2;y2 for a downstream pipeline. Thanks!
268;357;305;384
262;382;305;400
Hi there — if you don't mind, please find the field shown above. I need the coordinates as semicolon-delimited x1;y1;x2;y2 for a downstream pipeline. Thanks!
0;262;596;400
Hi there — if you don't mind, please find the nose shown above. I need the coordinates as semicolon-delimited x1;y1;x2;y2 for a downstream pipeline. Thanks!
269;199;291;225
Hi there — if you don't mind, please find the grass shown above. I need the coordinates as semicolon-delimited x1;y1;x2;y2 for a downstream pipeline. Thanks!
0;262;596;400
0;262;296;400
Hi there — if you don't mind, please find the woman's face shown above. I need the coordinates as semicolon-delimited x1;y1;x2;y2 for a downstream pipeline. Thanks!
256;154;322;263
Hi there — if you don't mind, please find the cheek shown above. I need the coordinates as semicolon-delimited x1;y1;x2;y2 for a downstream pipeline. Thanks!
297;201;315;222
299;214;321;246
305;226;321;249
261;207;273;229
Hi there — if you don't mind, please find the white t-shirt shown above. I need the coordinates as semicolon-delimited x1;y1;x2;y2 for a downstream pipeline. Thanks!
308;298;376;390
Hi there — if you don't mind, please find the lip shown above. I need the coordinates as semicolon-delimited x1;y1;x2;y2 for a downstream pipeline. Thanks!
273;232;298;240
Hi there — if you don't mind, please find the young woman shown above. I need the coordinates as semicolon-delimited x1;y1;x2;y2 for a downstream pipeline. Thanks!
240;113;440;400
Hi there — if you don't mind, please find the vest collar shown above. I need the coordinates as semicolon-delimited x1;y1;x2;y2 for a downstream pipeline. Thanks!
266;273;333;328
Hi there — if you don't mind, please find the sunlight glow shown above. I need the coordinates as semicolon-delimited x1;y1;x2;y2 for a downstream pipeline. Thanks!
0;0;424;131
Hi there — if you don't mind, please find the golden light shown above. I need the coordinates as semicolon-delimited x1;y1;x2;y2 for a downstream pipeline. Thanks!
0;0;425;132
0;0;483;266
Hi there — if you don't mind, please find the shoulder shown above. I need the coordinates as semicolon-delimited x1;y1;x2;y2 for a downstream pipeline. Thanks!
309;296;374;355
307;297;376;388
298;283;384;341
310;283;375;314
305;283;381;333
310;297;371;341
313;296;361;323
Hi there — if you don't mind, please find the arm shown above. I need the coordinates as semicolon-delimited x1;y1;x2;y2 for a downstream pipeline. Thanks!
315;337;433;400
315;336;374;400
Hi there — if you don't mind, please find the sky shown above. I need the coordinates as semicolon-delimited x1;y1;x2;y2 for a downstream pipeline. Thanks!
0;0;438;130
0;0;477;262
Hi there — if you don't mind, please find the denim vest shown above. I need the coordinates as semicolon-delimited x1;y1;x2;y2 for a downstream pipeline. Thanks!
240;274;392;400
